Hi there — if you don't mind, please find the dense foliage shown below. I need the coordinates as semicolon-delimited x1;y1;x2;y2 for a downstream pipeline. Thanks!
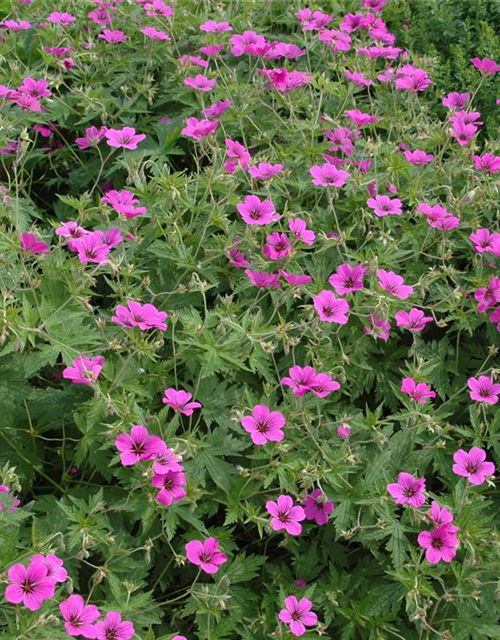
1;0;500;639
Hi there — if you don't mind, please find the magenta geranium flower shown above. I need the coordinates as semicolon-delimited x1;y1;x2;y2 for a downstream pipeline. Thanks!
363;313;391;340
248;162;283;180
278;270;312;287
60;594;101;638
442;92;469;110
5;562;56;611
344;108;379;127
47;11;76;26
467;375;500;404
55;221;88;250
185;537;227;574
105;127;145;150
296;8;332;31
329;263;367;294
417;524;460;564
2;20;32;31
144;0;173;18
115;425;163;466
453;447;495;485
469;228;500;254
201;101;231;118
101;189;147;218
19;232;50;255
266;494;305;536
313;290;349;324
450;120;477;146
111;301;168;331
225;139;250;171
75;126;107;150
263;232;292;260
344;68;373;87
404;149;434;165
18;77;51;99
395;308;433;332
309;373;340;398
278;596;317;637
29;554;66;583
200;19;233;33
309;163;349;187
162;388;202;415
62;355;104;386
281;365;318;397
0;485;20;513
367;195;403;217
427;501;454;528
401;377;436;403
184;74;217;92
473;153;500;173
471;57;500;74
288;218;315;245
302;489;334;525
474;279;500;312
142;26;171;41
72;232;110;264
237;195;280;225
241;404;286;445
94;611;134;640
152;470;187;506
378;269;413;299
337;424;351;438
98;29;128;44
151;442;183;474
387;472;426;508
244;269;281;288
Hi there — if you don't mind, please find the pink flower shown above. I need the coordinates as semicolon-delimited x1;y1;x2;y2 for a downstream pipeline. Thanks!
450;120;477;146
281;366;319;397
310;163;349;187
344;109;379;127
401;377;436;403
237;195;280;225
18;77;51;98
278;270;312;287
344;68;373;87
141;26;171;41
47;11;76;26
72;232;110;264
198;44;224;56
244;269;281;288
324;127;356;155
5;562;56;611
319;29;352;53
329;263;367;294
88;8;113;26
2;20;32;31
367;195;403;217
225;138;250;170
59;595;101;638
98;29;128;44
471;57;500;74
473;153;500;173
417;524;460;564
248;162;283;180
115;425;163;466
263;232;292;260
313;290;349;324
387;472;426;508
258;68;312;93
467;375;500;405
395;67;432;91
200;19;232;33
337;424;351;438
227;239;251;268
185;538;227;574
278;596;317;637
184;74;216;92
152;470;187;506
178;55;208;69
266;495;305;536
310;373;341;398
201;100;231;118
29;554;67;583
94;611;135;640
302;489;334;525
19;232;50;255
241;404;286;445
105;127;145;150
288;218;315;245
0;486;20;513
162;388;202;415
363;314;391;340
404;149;434;165
63;355;104;385
453;447;495;485
101;189;147;218
378;269;413;299
144;1;173;18
427;501;454;528
340;13;371;32
474;278;500;312
75;126;107;150
181;116;219;140
442;92;470;110
111;301;168;331
469;228;500;254
151;442;183;474
395;308;433;332
230;30;266;56
296;9;332;32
